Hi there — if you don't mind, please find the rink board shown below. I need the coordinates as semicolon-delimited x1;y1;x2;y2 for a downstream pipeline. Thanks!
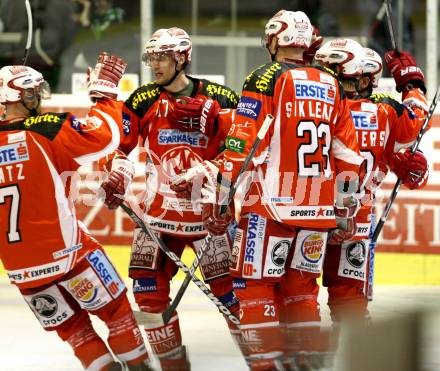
2;247;439;286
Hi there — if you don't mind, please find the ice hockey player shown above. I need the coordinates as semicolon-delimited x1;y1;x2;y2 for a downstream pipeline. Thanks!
193;9;364;371
0;55;154;370
314;39;429;353
97;27;249;370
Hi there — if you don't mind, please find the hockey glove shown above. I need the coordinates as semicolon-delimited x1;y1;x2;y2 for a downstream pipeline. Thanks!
328;197;359;245
100;153;135;209
389;148;428;190
303;26;324;64
170;96;220;136
384;50;426;93
88;52;127;101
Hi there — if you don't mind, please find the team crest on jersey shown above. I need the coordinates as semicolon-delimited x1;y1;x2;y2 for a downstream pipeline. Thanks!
294;80;336;104
122;112;131;135
351;110;378;130
236;96;262;119
0;142;29;165
158;129;208;148
160;146;203;179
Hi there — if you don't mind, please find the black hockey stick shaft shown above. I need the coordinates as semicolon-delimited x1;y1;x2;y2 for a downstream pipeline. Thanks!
22;0;33;65
162;114;274;323
372;86;440;243
120;202;240;325
384;0;400;52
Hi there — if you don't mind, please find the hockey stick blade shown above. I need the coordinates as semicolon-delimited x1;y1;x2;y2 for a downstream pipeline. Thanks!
162;114;274;324
372;85;440;243
120;203;240;326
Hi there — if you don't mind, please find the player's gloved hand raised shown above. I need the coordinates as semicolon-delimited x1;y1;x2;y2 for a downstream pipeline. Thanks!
389;148;428;190
88;51;127;101
100;152;135;209
384;50;426;93
328;197;359;245
170;96;220;136
303;26;323;64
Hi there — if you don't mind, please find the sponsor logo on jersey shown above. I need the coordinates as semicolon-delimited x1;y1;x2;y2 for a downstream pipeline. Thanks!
0;142;30;165
301;233;325;263
131;85;161;110
158;129;208;148
236;96;262;119
218;291;239;309
7;259;66;283
243;213;266;278
232;278;246;289
133;278;157;293
122;112;131;135
226;136;246;153
351;110;378;130
23;114;61;128
205;84;239;105
339;240;368;281
271;240;290;266
230;228;243;271
294;80;336;104
52;243;83;259
7;131;26;144
346;241;367;268
68;277;98;304
254;63;282;93
31;294;58;317
87;249;125;298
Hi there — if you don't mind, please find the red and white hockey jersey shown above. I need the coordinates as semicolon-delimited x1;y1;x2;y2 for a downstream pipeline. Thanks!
219;62;363;229
0;100;123;289
117;77;238;236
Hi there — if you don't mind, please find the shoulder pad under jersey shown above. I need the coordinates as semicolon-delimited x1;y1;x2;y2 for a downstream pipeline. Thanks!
369;93;405;116
243;62;294;96
125;82;162;118
0;112;69;140
198;79;239;109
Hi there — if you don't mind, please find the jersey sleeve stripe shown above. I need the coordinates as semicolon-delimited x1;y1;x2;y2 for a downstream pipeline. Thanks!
73;109;121;166
332;137;364;165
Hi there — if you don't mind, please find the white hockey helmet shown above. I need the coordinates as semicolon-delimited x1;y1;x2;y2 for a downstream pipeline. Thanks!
363;47;383;88
0;65;50;104
263;9;313;50
314;38;365;79
143;27;192;65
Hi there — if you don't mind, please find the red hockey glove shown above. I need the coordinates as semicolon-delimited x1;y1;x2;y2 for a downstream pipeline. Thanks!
170;96;220;136
88;52;127;100
202;203;233;236
384;50;426;93
389;148;428;190
303;26;324;64
328;198;359;245
170;160;220;200
100;155;135;209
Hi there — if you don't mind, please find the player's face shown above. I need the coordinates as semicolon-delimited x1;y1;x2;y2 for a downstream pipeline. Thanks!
147;53;179;85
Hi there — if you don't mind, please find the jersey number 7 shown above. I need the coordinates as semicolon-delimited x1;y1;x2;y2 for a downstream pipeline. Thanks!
0;185;22;243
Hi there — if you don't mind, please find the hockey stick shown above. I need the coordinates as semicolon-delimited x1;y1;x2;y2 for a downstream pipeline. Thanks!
372;85;440;244
120;202;241;327
162;114;275;324
384;0;400;52
22;0;33;65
